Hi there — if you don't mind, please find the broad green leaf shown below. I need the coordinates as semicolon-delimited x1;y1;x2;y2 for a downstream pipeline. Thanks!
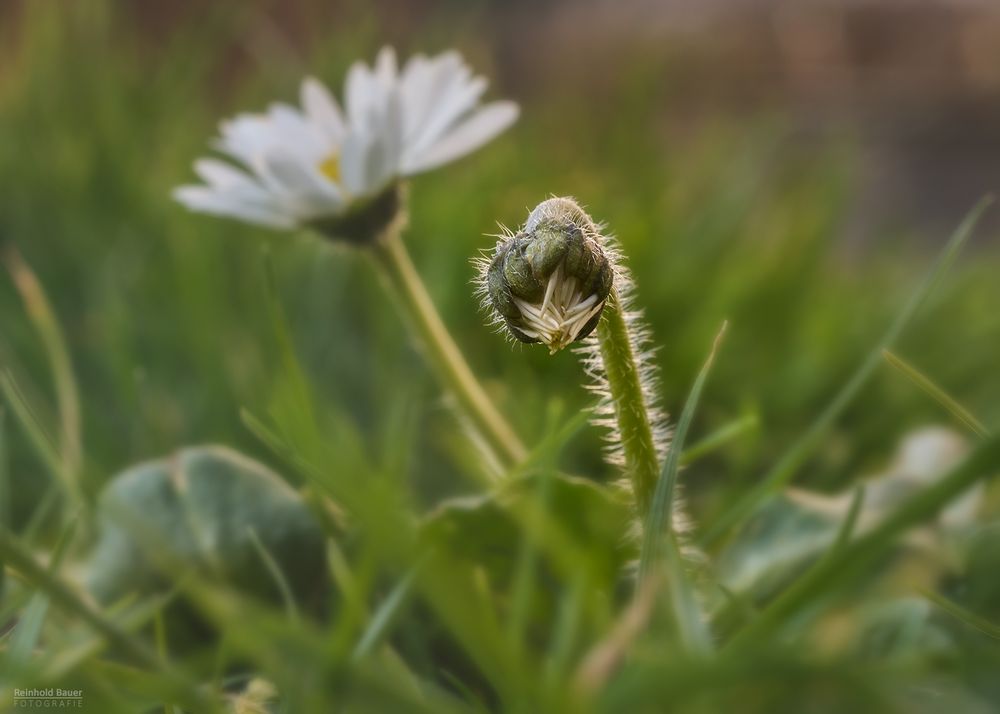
84;445;329;649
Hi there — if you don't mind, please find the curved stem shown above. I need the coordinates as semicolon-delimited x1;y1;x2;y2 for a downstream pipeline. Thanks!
371;228;527;468
595;288;659;516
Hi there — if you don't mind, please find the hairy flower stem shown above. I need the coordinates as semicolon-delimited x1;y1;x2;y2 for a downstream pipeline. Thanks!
372;227;527;468
595;287;660;517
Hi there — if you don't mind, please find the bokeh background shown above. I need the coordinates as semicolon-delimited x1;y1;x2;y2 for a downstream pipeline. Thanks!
1;0;999;543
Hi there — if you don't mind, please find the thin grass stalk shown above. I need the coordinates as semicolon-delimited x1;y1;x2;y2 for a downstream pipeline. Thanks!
703;197;992;546
726;434;1000;649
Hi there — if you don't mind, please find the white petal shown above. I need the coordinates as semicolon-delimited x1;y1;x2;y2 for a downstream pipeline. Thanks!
192;159;283;212
378;87;405;179
403;101;518;174
267;102;305;123
374;46;398;89
267;103;327;156
194;159;264;192
187;157;286;207
345;60;380;129
340;131;374;196
397;54;433;137
173;185;295;229
214;107;324;173
301;77;346;141
259;152;344;217
215;114;280;167
399;51;467;143
365;137;391;194
407;75;486;156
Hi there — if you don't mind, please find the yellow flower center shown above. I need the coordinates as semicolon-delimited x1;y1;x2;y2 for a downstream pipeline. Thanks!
319;153;341;183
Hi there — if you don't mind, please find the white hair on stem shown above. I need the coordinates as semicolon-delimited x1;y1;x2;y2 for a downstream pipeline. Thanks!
475;196;698;561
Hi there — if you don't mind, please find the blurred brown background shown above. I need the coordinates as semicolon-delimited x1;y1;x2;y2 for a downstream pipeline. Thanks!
5;0;997;241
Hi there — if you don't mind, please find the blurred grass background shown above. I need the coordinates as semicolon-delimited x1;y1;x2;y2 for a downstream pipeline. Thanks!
2;0;997;522
2;2;1000;710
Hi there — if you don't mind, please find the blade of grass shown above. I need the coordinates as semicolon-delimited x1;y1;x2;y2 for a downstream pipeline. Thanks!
543;571;587;690
506;515;545;655
260;247;319;434
241;407;307;474
506;422;562;653
3;247;83;492
883;349;990;438
38;592;176;680
2;516;77;672
46;514;78;570
153;608;169;662
326;537;368;645
247;526;300;623
703;197;992;546
922;589;1000;640
418;550;526;704
21;482;60;546
680;411;758;466
502;403;595;483
0;539;144;664
0;368;63;486
573;575;659;697
715;584;759;629
170;540;478;714
352;562;421;661
438;670;492;713
0;525;215;712
662;539;712;655
241;407;353;524
726;434;1000;649
641;322;729;574
130;426;518;705
638;323;727;654
5;593;49;671
831;485;865;552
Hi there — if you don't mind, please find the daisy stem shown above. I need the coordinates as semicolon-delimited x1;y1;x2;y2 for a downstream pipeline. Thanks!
595;287;659;517
372;228;527;468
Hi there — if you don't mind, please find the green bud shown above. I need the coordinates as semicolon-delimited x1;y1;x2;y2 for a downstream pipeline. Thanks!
485;198;613;353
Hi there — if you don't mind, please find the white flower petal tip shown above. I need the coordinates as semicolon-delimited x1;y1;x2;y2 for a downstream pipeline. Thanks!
300;77;346;141
403;101;519;174
172;186;295;229
174;47;516;241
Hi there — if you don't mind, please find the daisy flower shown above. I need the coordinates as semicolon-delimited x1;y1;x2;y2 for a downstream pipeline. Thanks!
174;47;518;238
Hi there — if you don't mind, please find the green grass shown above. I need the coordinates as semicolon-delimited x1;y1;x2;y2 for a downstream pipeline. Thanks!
2;1;1000;712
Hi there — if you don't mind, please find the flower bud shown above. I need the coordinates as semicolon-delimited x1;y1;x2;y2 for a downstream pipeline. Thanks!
484;198;613;353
